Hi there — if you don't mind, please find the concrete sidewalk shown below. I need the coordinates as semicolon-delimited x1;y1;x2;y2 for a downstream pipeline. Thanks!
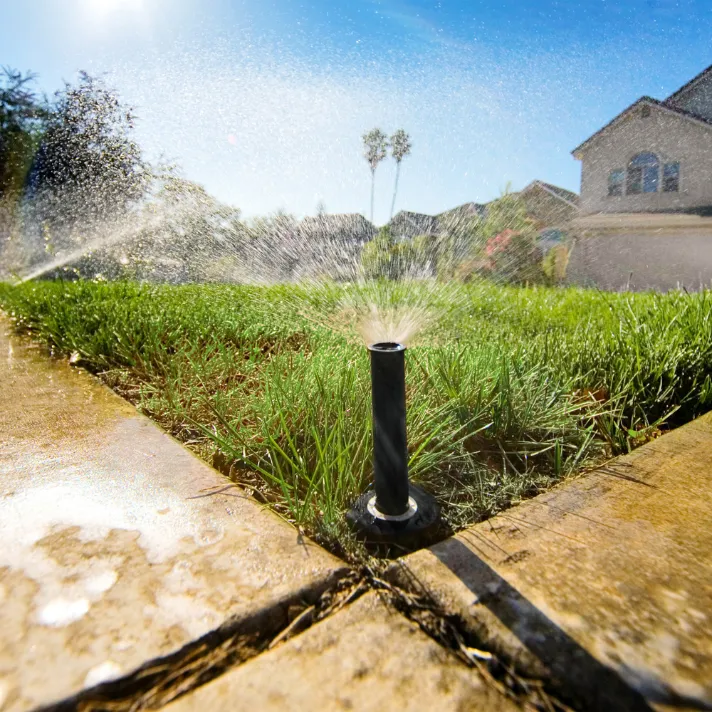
4;314;712;712
0;324;347;711
0;322;519;712
163;592;520;712
391;413;712;711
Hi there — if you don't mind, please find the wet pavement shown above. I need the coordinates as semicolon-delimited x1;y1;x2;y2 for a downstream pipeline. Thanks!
392;413;712;711
3;313;712;712
164;591;521;712
0;324;346;712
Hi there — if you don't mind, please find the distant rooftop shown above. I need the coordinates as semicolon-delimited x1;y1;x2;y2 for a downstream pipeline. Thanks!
299;213;375;228
296;213;376;240
386;182;577;237
437;201;487;221
521;180;579;207
389;210;440;238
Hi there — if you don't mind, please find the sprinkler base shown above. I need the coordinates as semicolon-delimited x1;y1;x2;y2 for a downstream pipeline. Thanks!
347;484;440;551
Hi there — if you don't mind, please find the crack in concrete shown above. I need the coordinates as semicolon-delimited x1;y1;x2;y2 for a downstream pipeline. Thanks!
41;565;585;712
37;571;348;712
368;567;577;712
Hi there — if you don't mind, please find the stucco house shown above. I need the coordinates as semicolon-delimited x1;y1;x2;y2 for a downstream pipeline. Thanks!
568;63;712;290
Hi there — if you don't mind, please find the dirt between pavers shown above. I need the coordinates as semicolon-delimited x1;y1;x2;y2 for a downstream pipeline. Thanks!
56;569;576;712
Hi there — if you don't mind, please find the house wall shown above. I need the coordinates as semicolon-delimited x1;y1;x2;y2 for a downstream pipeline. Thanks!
578;107;712;215
567;229;712;291
669;73;712;122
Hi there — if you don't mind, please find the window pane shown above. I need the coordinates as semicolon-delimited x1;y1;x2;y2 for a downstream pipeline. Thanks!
608;169;624;196
627;167;642;194
663;162;680;192
629;152;658;168
643;165;658;192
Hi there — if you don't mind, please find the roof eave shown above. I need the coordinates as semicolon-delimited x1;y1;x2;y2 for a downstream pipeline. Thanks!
665;63;712;104
571;96;712;158
571;97;652;157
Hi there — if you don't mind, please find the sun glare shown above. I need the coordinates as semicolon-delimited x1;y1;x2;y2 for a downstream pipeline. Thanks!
83;0;146;20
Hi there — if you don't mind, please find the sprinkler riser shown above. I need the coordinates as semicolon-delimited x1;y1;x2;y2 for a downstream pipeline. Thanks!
347;341;440;551
370;343;410;516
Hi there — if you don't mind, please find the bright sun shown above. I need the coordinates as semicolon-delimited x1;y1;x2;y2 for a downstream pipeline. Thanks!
84;0;145;18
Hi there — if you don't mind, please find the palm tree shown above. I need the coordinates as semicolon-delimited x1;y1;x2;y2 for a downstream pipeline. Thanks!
389;129;412;221
362;128;389;223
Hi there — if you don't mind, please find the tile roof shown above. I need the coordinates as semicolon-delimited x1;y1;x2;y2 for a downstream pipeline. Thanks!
665;63;712;104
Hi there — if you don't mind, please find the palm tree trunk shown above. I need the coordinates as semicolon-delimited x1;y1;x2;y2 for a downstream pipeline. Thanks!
390;161;401;221
370;168;376;223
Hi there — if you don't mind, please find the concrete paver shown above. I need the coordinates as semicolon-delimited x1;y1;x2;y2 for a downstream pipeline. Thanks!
0;324;346;712
164;591;521;712
392;413;712;711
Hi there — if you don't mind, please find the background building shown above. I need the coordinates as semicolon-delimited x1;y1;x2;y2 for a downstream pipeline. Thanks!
569;64;712;291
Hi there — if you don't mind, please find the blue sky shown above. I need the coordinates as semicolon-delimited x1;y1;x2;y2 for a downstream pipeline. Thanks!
2;0;711;223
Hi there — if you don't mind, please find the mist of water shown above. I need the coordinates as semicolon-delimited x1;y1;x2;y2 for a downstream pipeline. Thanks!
15;213;161;284
0;40;576;347
1;167;562;348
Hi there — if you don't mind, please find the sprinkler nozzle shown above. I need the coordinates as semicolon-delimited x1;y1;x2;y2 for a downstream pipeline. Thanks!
347;342;440;550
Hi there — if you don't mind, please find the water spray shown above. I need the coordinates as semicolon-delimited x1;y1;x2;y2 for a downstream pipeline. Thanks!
347;341;440;548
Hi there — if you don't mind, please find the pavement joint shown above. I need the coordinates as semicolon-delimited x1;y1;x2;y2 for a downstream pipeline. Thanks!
53;566;578;712
387;558;652;712
373;566;577;712
44;571;355;712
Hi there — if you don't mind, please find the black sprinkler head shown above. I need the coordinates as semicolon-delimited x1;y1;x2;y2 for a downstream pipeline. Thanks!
347;341;440;551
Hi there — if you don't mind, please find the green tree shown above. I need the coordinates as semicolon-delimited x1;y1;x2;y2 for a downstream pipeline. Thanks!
389;129;412;221
0;68;45;198
361;225;436;280
361;225;395;279
27;72;148;246
542;243;571;284
125;170;244;282
480;189;534;241
362;128;388;223
447;190;544;284
434;233;461;280
478;192;543;284
0;68;46;270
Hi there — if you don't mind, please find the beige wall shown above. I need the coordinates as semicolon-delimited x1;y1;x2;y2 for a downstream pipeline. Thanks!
577;107;712;215
567;230;712;292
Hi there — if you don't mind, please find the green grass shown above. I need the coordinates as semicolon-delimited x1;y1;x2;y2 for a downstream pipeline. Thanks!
2;278;712;559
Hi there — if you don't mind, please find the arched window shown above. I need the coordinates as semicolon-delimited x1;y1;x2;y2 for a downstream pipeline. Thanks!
627;152;659;194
